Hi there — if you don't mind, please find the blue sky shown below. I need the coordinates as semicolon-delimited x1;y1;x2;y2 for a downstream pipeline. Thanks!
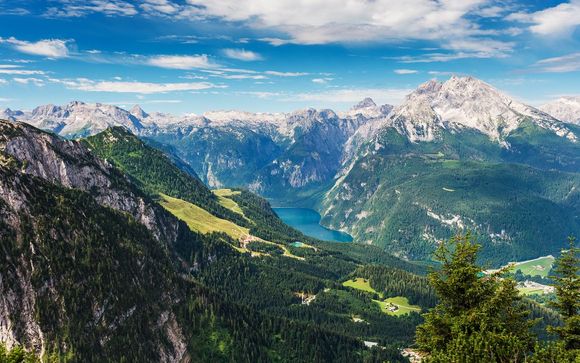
0;0;579;114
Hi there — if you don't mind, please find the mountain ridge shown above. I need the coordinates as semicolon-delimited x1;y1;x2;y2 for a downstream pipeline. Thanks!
0;119;434;362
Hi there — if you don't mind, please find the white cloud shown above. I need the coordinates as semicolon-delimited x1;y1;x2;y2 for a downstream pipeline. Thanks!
239;91;284;99
0;37;70;58
0;69;45;75
186;0;504;47
394;69;418;74
0;79;7;85
533;52;580;73
13;77;45;86
264;71;308;77
222;48;263;61
508;0;580;36
147;55;217;69
312;77;333;84
287;88;412;105
140;0;179;15
45;0;138;17
258;38;292;46
51;78;225;94
217;74;267;80
0;7;30;16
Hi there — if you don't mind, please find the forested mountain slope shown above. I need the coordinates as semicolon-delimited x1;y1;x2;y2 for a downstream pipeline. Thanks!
321;77;580;265
0;120;434;362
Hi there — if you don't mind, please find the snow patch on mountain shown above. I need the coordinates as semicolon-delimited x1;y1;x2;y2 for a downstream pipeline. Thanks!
540;96;580;125
382;76;576;143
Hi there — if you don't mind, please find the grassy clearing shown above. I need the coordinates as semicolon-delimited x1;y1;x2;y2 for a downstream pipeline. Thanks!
160;193;249;239
508;256;555;277
160;194;303;260
441;160;461;169
373;297;421;316
518;287;546;296
342;278;379;295
212;189;246;217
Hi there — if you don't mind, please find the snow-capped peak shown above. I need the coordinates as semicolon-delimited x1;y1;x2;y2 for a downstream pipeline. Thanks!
540;96;580;125
340;97;390;119
130;105;149;119
9;101;144;137
386;76;575;143
352;97;377;110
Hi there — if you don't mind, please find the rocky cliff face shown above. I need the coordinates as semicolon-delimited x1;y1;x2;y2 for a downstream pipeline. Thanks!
0;120;179;242
251;108;374;194
0;120;198;361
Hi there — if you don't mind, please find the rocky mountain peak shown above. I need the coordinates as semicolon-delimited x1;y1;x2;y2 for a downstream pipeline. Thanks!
387;75;574;143
130;105;149;119
414;79;442;96
352;97;377;110
66;100;86;108
31;104;62;117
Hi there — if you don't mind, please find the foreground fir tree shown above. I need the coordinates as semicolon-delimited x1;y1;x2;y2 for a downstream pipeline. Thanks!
549;236;580;350
531;237;580;363
415;233;536;362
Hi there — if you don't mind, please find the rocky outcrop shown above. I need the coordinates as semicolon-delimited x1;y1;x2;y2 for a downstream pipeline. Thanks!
0;120;193;361
0;120;178;243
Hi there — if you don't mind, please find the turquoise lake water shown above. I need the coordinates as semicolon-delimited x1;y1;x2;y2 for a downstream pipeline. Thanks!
273;207;353;242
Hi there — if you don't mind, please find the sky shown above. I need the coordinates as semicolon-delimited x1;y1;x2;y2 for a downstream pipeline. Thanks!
0;0;579;114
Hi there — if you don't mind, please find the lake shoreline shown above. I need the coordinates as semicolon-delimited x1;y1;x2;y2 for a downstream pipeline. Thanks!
273;207;353;243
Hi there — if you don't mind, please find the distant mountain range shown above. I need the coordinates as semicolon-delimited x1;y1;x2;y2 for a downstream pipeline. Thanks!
540;96;580;125
2;75;580;264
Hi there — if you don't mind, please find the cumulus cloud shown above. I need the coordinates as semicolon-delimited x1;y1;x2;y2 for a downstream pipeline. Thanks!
147;55;217;69
50;78;225;94
222;48;263;61
508;0;580;36
187;0;506;47
0;37;70;58
41;0;517;60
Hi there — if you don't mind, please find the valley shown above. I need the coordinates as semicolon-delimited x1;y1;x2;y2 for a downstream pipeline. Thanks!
1;74;579;362
3;1;580;359
5;75;580;268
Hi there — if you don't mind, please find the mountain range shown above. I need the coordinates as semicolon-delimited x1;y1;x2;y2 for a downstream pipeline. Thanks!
540;96;580;125
0;75;575;361
0;119;436;362
2;75;580;265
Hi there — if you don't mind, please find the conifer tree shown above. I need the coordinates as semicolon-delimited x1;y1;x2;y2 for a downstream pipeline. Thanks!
549;236;580;349
416;233;536;362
